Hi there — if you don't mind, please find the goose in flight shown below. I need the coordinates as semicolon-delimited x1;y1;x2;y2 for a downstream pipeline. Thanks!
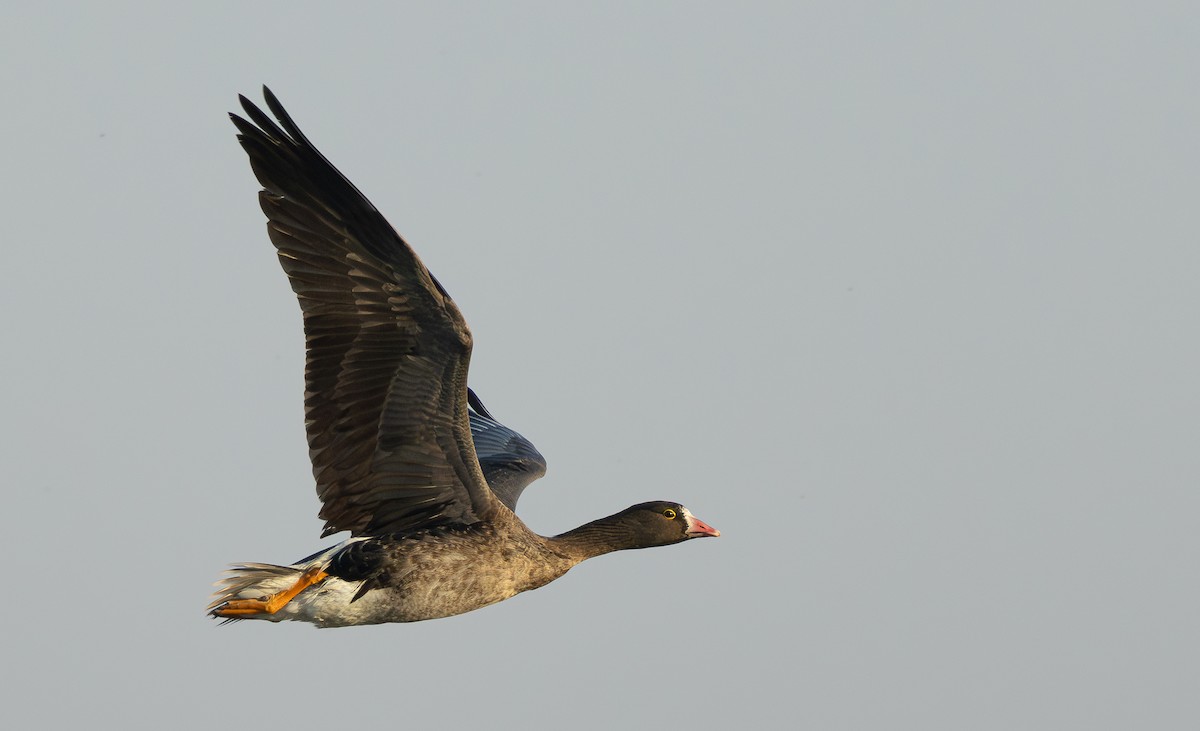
209;89;719;627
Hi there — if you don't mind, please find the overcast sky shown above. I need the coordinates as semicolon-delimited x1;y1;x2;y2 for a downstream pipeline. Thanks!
3;2;1197;728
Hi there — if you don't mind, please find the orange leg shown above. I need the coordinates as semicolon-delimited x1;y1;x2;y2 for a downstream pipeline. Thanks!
214;567;329;617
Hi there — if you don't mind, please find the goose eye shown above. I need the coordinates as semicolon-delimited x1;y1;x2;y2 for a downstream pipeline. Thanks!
662;508;677;519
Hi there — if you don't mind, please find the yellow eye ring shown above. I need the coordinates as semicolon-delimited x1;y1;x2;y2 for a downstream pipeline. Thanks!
663;508;677;519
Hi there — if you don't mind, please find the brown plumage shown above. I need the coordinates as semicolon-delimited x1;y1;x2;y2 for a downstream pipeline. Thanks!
209;88;718;627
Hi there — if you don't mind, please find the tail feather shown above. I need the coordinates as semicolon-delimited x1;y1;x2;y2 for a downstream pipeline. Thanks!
209;542;354;624
209;563;305;623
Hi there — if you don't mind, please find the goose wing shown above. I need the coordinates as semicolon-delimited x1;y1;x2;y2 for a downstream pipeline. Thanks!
467;389;547;511
231;88;502;538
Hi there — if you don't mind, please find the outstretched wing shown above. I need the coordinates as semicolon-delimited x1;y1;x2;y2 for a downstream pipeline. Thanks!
467;389;547;511
231;88;503;537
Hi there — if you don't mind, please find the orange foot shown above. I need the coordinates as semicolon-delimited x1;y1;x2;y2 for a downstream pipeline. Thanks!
213;566;329;617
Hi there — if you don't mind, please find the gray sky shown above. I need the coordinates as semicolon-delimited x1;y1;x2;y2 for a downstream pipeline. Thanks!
3;2;1197;728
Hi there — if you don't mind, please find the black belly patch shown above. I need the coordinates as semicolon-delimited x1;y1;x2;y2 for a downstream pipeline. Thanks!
325;539;392;603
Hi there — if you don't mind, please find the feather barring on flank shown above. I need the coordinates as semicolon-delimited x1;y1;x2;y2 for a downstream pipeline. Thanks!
209;88;719;628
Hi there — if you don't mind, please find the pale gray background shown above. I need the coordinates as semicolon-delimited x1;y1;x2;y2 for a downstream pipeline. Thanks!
3;2;1197;728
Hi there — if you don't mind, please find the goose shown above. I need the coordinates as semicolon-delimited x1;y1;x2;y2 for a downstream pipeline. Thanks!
209;89;719;628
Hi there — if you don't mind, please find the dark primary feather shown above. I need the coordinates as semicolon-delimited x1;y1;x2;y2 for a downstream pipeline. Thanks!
467;389;547;511
231;87;501;538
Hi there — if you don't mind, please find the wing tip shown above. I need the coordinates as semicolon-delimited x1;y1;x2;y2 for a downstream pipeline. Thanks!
467;388;495;419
